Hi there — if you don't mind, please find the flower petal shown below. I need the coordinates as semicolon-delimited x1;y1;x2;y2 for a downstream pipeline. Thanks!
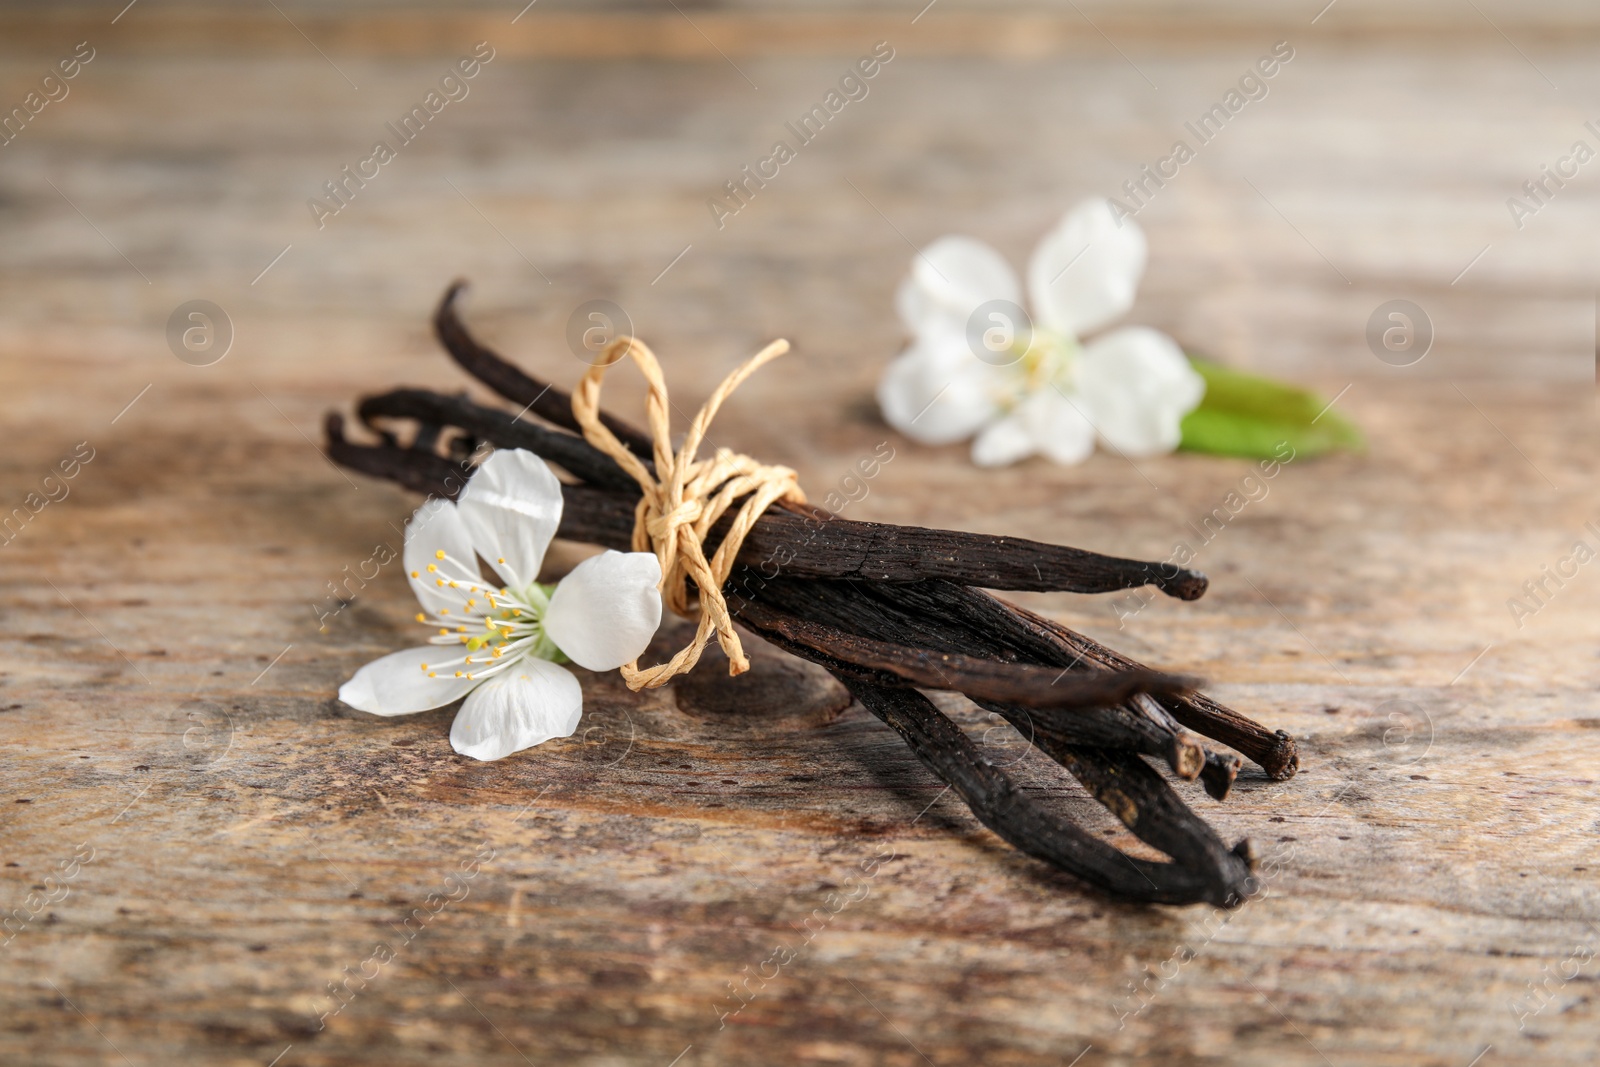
1077;327;1206;456
1022;388;1098;466
971;411;1036;467
338;646;478;717
543;550;663;672
1027;198;1147;338
899;235;1021;342
449;659;583;761
403;498;479;616
894;273;933;338
877;340;1003;446
456;449;564;589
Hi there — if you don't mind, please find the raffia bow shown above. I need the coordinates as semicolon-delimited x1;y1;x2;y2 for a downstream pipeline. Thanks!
571;336;806;690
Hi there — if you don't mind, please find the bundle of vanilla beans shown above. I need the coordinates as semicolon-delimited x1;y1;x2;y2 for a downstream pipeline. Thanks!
325;284;1299;908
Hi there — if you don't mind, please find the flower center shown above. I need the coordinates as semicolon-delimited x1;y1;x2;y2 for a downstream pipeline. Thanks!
1017;329;1081;396
997;328;1081;409
409;549;568;683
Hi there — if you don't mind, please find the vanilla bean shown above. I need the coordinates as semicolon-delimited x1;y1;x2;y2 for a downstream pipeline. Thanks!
1031;740;1255;901
841;680;1250;907
997;599;1300;780
787;607;1249;894
733;573;1207;781
1124;696;1244;798
358;388;639;492
743;603;1204;776
326;415;462;498
867;580;1298;780
434;282;654;458
978;699;1205;783
1126;693;1216;781
751;572;1224;787
727;591;1193;712
1200;750;1242;801
431;306;1209;600
762;501;1208;599
365;385;1208;599
744;618;1205;773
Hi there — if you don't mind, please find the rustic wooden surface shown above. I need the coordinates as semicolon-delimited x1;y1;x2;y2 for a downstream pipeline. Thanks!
2;8;1598;1066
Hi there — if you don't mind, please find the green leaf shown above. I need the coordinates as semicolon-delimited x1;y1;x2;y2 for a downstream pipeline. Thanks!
1178;356;1363;460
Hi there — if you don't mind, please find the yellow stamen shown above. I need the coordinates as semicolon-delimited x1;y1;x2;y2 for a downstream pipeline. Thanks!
426;564;438;573
415;613;426;623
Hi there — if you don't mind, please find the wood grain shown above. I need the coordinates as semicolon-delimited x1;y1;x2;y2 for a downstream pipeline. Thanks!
1;12;1597;1067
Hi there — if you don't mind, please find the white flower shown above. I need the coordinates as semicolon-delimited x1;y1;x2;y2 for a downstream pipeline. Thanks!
338;449;663;761
877;198;1205;467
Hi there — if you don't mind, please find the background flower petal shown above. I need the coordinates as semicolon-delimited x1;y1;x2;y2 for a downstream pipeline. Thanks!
337;646;478;716
1027;198;1147;338
878;341;1003;445
1077;326;1206;456
544;550;663;671
1022;388;1098;466
456;449;564;589
971;411;1036;467
449;660;583;761
900;235;1021;341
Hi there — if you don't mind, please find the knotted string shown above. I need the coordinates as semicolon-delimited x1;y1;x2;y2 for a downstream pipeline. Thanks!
571;336;806;690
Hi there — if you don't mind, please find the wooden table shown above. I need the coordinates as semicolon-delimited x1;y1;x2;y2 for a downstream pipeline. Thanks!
2;7;1597;1065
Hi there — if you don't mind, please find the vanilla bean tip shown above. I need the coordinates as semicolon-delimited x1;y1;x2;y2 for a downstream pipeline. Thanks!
1159;568;1210;600
1265;730;1300;780
1170;736;1206;781
1199;750;1242;801
436;280;474;337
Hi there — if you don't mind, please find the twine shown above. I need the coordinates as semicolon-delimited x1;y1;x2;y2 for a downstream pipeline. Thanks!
571;336;806;690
